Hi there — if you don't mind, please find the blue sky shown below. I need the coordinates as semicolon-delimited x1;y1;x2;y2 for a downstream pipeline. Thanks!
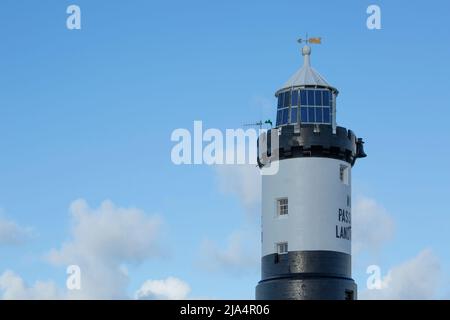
0;0;449;299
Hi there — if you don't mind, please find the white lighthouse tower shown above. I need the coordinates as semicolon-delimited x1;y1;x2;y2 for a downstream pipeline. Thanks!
255;41;366;300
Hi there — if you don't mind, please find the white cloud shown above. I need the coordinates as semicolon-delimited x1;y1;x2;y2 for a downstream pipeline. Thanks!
46;199;163;299
0;199;194;300
352;196;395;255
353;197;444;299
135;277;190;300
0;217;32;246
361;249;441;300
199;229;259;275
210;143;261;279
0;270;193;301
212;130;262;215
0;270;60;300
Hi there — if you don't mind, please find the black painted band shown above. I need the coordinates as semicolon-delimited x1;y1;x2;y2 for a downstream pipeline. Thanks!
261;250;352;280
258;124;366;167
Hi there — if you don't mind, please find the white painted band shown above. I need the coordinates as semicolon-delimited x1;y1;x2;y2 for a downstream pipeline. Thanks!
261;157;352;256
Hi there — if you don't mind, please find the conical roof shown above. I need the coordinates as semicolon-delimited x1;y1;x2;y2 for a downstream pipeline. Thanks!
277;45;337;94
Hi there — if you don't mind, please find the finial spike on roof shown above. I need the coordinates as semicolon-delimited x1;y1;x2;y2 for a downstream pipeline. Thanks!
302;45;311;67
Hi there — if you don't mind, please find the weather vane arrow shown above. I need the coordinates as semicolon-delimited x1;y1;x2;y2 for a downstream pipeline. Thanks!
297;33;322;45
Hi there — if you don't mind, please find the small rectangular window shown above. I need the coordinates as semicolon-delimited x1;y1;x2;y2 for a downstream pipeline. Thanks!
277;242;288;254
340;165;349;185
277;198;288;216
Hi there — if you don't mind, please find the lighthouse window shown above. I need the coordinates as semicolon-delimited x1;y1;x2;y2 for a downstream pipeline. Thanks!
291;107;298;124
300;90;307;105
315;107;323;123
298;89;332;124
279;92;283;107
291;90;299;106
315;90;323;106
307;90;315;105
277;198;288;216
276;110;282;126
340;165;349;185
277;89;332;126
323;107;331;123
278;92;286;109
308;107;316;122
323;90;330;106
301;107;308;122
300;106;332;124
282;109;289;124
276;242;288;255
283;91;290;108
299;89;333;107
276;107;292;126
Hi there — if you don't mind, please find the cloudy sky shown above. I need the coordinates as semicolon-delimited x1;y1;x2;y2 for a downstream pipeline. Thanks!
0;0;449;299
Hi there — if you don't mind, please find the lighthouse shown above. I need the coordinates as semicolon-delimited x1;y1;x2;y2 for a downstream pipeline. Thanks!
255;40;366;300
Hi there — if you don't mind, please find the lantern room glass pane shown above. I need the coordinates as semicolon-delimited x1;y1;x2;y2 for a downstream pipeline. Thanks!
315;91;322;106
323;107;330;123
300;90;307;106
291;107;298;123
291;90;298;106
322;90;330;106
301;107;308;122
315;107;323;123
307;90;315;106
283;91;290;107
279;89;333;125
308;107;315;122
276;110;282;126
282;109;289;124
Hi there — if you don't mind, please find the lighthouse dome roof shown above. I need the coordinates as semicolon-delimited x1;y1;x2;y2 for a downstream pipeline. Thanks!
276;45;337;95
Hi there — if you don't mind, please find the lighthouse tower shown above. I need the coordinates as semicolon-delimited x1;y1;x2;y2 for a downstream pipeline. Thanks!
255;43;366;300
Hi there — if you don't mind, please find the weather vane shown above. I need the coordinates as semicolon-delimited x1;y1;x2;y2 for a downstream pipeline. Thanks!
297;33;322;45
